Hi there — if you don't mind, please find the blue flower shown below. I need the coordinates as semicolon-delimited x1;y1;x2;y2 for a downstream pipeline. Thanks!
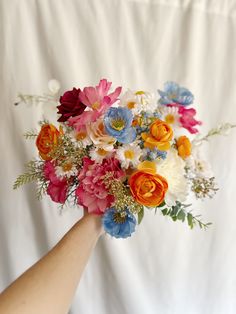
102;208;136;239
146;148;167;160
104;107;136;144
158;82;194;106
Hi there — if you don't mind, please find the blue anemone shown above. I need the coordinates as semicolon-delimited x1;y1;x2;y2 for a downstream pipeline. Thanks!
102;208;136;239
104;107;136;144
158;81;194;106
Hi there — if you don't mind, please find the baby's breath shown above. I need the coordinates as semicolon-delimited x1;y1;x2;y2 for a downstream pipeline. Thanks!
103;172;143;214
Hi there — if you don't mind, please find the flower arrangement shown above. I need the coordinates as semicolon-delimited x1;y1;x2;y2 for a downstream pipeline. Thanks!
14;79;235;238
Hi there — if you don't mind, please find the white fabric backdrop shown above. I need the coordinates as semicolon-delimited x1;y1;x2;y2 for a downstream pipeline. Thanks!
1;0;236;313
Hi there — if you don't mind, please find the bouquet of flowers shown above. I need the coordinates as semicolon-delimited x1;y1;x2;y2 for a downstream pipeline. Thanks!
14;79;235;238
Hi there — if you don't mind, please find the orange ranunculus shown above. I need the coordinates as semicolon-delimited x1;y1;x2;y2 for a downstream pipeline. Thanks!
176;135;191;159
141;119;173;150
129;162;168;207
36;124;61;160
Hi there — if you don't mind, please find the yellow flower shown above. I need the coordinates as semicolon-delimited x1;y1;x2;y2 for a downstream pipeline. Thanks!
141;119;173;150
129;161;168;207
176;136;191;159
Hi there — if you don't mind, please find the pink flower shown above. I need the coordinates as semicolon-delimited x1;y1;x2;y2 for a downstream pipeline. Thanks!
68;79;122;131
44;161;67;204
76;157;125;214
68;110;100;132
178;106;202;134
166;104;202;134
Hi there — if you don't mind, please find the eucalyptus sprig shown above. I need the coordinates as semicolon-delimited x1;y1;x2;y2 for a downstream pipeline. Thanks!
156;201;212;230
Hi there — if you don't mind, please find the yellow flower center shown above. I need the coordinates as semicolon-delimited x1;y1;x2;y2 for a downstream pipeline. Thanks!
76;131;87;141
169;92;177;99
97;148;107;156
111;119;125;131
62;163;73;172
165;114;175;124
124;149;135;160
92;101;100;110
113;212;127;224
135;90;145;95
127;101;136;109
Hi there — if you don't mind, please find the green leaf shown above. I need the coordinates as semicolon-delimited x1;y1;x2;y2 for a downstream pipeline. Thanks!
177;210;186;222
171;206;179;216
187;213;194;229
161;208;168;216
158;201;166;208
137;207;144;224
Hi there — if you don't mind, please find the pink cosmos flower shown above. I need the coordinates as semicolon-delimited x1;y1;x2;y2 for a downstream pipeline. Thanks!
178;106;202;134
167;104;202;134
76;157;125;214
44;161;67;204
68;79;122;131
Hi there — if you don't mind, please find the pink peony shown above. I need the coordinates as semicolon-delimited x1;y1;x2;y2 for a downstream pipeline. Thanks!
76;157;125;214
44;161;68;204
68;79;121;131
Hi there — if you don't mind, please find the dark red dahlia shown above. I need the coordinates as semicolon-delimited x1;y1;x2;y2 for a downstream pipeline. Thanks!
57;88;86;122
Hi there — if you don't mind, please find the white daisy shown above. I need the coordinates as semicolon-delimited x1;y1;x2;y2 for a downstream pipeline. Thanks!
159;105;181;128
70;129;92;148
115;144;142;169
120;89;157;114
89;148;113;163
157;148;189;206
55;162;78;178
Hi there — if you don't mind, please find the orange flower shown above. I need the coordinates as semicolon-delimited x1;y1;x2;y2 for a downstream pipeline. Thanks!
129;161;168;207
36;124;62;160
141;119;173;150
176;136;191;159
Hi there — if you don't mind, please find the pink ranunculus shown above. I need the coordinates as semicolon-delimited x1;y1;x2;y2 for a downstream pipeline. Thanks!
76;157;125;214
44;161;68;204
68;79;122;131
178;106;202;134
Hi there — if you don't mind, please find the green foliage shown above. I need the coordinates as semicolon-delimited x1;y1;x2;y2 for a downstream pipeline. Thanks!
158;201;212;230
137;207;144;224
13;160;45;190
23;130;38;139
13;172;39;189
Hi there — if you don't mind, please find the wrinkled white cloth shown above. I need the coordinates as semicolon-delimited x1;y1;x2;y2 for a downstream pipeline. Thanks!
0;1;236;313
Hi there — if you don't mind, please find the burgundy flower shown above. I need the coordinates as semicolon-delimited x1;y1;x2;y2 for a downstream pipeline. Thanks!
57;88;86;122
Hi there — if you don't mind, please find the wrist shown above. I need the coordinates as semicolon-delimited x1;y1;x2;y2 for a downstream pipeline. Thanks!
82;214;104;237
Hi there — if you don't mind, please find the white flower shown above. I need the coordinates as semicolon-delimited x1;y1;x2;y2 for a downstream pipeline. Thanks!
159;105;180;128
115;144;142;169
48;79;60;95
55;163;78;178
86;119;116;151
70;129;92;147
89;148;113;163
120;89;157;114
186;147;213;178
157;149;189;206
